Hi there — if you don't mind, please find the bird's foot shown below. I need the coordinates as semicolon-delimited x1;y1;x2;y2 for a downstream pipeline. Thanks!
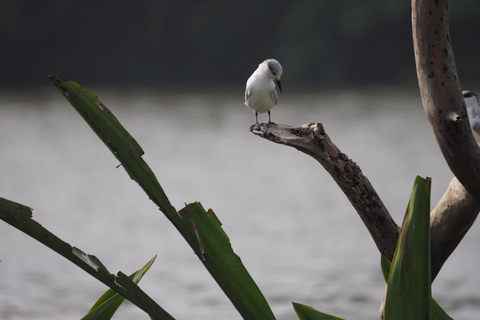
249;122;278;133
249;123;261;132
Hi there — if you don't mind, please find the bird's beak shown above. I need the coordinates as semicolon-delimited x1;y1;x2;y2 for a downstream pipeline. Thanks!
274;78;283;93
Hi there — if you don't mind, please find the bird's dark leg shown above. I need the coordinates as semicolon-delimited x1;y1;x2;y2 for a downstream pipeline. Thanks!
255;111;259;125
267;110;275;127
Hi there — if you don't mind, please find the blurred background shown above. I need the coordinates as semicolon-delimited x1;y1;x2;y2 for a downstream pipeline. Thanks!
1;1;480;320
1;0;480;87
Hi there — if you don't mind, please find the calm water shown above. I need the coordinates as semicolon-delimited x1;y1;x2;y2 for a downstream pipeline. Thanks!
1;88;479;320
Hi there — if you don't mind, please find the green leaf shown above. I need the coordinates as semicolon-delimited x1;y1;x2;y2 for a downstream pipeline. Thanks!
0;198;173;320
49;75;178;222
381;256;452;319
50;76;275;320
380;255;391;283
82;256;157;320
293;303;346;320
380;256;453;320
384;176;431;319
178;202;276;320
431;299;454;320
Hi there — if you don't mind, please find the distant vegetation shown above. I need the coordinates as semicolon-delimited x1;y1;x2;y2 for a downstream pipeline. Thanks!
1;1;479;86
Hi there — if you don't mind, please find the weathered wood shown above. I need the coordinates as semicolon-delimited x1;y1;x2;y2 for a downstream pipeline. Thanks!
251;120;480;284
430;177;480;279
250;122;399;260
412;0;480;279
412;0;480;196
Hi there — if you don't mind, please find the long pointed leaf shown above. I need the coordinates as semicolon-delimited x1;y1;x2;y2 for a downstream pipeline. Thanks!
384;176;431;319
293;303;346;320
82;256;157;320
179;202;275;319
381;256;453;320
48;75;178;222
0;198;173;320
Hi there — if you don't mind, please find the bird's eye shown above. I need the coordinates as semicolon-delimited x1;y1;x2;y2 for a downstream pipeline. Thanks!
272;72;277;76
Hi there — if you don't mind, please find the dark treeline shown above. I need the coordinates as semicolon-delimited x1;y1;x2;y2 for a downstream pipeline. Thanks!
1;0;479;87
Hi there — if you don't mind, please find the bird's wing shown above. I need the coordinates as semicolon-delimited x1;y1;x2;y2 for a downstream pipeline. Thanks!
269;87;278;105
472;121;480;136
472;105;480;119
245;87;250;103
469;106;480;135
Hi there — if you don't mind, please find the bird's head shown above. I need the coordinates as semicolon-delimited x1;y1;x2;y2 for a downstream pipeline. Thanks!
265;59;283;93
463;90;479;108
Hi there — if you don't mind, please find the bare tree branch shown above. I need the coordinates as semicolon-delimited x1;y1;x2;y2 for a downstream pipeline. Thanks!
250;123;399;259
412;0;480;196
250;122;480;283
430;177;480;279
412;0;480;279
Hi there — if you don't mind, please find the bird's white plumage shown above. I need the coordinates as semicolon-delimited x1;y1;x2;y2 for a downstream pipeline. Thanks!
463;90;480;142
245;59;283;123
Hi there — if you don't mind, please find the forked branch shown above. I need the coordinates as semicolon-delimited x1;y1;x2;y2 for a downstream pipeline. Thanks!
412;0;480;279
251;120;480;281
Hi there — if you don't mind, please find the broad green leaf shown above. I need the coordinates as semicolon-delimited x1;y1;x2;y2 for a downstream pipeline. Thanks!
293;303;346;320
82;256;156;320
384;176;431;319
381;256;453;320
178;202;276;320
0;198;173;320
50;76;275;320
431;299;454;320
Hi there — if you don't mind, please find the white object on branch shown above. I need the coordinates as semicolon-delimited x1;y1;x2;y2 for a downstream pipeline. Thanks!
245;59;283;125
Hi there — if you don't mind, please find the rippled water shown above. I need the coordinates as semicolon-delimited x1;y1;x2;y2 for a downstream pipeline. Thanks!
0;87;479;319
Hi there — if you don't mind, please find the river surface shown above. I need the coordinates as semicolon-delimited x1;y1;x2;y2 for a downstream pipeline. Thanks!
1;87;479;319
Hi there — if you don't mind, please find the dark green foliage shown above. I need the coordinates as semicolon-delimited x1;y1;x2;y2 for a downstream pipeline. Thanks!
384;176;432;319
293;302;346;320
50;76;276;320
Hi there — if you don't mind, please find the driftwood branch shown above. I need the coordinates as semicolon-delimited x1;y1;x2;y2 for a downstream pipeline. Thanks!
250;123;400;259
430;177;480;279
251;121;480;282
412;0;480;194
413;0;480;278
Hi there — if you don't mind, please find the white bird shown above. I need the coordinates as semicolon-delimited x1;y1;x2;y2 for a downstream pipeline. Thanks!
462;90;480;142
245;59;283;125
